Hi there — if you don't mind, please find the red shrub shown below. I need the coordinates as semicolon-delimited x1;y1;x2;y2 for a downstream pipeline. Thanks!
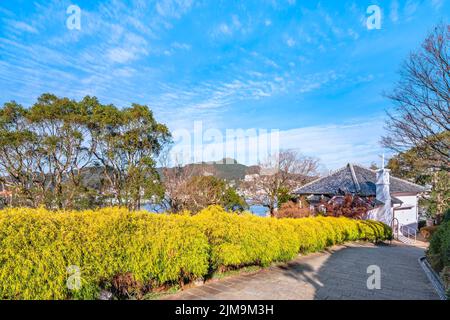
276;201;311;219
321;195;372;219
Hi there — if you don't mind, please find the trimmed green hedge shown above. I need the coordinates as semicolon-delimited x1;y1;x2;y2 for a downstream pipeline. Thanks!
0;206;391;299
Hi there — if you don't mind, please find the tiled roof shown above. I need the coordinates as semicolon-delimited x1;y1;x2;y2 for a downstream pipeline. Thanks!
295;164;425;196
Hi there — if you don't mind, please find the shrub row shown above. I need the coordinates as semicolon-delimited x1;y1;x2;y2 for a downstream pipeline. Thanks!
427;220;450;296
0;206;392;299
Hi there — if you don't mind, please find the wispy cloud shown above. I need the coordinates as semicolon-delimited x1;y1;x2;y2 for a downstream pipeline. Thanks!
212;14;244;37
279;119;387;170
169;118;386;169
404;0;419;20
171;42;191;50
390;0;400;23
107;48;137;63
298;71;340;94
156;0;194;18
152;74;288;116
431;0;444;10
0;0;446;169
286;37;296;47
6;20;39;34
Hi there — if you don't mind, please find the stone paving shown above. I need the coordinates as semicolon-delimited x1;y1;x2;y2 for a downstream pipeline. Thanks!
165;242;439;300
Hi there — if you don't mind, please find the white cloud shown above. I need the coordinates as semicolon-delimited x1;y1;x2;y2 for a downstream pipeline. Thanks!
390;0;400;23
107;48;137;63
218;23;232;35
286;37;296;47
279;120;386;169
404;0;419;19
163;42;192;56
171;42;191;50
168;119;386;169
148;71;290;129
431;0;443;9
232;15;241;29
113;67;136;78
298;71;340;94
104;31;149;63
7;20;38;34
214;15;243;37
322;12;343;38
347;28;359;40
156;0;194;18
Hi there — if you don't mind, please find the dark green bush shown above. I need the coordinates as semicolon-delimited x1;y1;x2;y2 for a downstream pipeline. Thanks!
443;208;450;223
418;220;426;230
427;220;450;294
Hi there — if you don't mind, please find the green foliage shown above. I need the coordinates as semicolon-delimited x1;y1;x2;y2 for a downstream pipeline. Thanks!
0;206;392;300
388;148;449;219
0;207;209;300
444;208;450;223
277;187;292;208
426;172;450;218
176;176;247;213
223;186;248;212
387;148;433;186
428;221;450;272
192;206;391;269
0;94;171;211
427;219;450;293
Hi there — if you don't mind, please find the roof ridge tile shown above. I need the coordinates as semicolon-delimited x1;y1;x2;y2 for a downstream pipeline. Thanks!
295;162;426;195
295;164;350;192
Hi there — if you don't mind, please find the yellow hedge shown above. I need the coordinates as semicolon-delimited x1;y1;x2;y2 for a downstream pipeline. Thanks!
0;206;391;299
0;208;209;300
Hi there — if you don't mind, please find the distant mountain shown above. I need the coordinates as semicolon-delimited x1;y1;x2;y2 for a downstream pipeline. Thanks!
156;158;260;182
7;159;258;193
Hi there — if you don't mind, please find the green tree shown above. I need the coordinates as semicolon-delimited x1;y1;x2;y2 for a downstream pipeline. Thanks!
88;101;171;210
223;186;248;212
277;187;293;209
27;94;93;209
388;147;449;220
0;94;171;211
387;148;433;186
426;171;450;220
0;102;41;207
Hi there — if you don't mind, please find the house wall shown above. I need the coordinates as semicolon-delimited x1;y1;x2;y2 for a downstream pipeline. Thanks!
366;206;386;222
366;194;419;230
393;194;419;230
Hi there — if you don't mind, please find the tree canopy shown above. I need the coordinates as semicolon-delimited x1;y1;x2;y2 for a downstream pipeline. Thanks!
0;94;171;210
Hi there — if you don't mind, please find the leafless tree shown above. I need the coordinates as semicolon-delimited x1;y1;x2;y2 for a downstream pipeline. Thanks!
158;151;219;213
381;23;450;171
241;150;319;217
159;165;195;213
179;175;226;213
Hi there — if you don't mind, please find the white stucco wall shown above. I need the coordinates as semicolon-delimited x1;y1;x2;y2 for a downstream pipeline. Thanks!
366;206;391;224
366;194;419;231
393;194;419;230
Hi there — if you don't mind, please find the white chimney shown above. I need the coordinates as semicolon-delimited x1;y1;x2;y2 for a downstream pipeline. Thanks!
376;167;392;225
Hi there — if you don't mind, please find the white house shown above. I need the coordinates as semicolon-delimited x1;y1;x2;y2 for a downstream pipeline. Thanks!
294;163;425;237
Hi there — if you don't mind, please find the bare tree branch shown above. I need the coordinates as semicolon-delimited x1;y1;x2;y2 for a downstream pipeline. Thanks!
382;23;450;171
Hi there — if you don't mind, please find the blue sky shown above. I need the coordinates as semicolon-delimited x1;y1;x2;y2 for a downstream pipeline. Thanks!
0;0;448;170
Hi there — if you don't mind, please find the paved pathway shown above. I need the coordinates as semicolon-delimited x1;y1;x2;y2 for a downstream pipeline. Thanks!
165;242;439;300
